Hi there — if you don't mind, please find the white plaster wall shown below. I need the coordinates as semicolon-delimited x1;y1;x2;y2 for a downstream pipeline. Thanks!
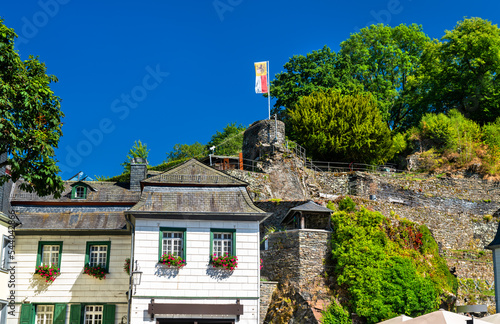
12;234;131;323
132;219;261;323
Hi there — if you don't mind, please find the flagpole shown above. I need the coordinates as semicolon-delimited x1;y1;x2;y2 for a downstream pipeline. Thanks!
267;61;270;120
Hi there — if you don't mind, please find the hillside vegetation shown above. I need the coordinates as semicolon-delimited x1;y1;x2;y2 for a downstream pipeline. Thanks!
324;198;457;324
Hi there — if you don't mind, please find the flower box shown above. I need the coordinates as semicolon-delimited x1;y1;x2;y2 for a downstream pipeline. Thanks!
35;265;60;282
211;253;238;271
84;264;107;280
124;258;130;275
159;253;186;268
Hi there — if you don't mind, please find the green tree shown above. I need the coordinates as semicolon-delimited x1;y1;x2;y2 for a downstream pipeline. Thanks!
269;46;362;122
120;140;150;172
166;142;207;162
0;19;64;197
339;23;431;130
270;24;430;131
206;122;246;156
418;17;500;123
288;90;393;164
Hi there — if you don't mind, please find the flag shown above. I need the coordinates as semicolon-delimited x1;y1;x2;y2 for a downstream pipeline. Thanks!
254;61;268;93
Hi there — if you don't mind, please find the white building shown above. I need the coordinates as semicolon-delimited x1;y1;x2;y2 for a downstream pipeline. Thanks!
126;159;270;324
8;158;269;324
9;179;139;324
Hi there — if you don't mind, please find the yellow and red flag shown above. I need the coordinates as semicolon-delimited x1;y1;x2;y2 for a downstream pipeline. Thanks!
254;61;268;94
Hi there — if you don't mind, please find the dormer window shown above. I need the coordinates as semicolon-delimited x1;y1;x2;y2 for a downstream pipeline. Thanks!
74;186;86;199
71;184;88;199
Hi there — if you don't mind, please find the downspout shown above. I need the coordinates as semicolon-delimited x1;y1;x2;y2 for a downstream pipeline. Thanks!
125;214;135;324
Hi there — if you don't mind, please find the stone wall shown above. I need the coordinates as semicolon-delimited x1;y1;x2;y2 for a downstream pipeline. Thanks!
260;281;278;324
261;230;331;290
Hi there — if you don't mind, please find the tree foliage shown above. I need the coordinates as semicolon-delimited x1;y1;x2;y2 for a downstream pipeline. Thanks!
270;24;430;131
339;24;430;130
288;90;393;164
270;46;362;123
418;17;500;124
120;140;150;172
166;142;207;162
328;198;457;323
0;19;64;197
206;122;246;156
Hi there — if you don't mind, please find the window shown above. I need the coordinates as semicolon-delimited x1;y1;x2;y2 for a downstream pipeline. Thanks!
36;242;63;269
210;229;236;257
84;305;102;324
69;304;114;324
85;242;110;271
19;304;66;324
159;228;186;260
36;305;54;324
1;235;11;270
71;184;88;199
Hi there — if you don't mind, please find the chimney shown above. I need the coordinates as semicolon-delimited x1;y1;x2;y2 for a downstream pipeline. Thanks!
130;157;147;191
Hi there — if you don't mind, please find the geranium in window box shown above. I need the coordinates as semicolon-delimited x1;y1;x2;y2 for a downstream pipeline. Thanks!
124;258;130;275
159;253;186;268
211;253;238;270
84;264;107;280
35;265;60;282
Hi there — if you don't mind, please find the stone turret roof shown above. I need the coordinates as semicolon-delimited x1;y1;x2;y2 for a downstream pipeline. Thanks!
287;201;332;214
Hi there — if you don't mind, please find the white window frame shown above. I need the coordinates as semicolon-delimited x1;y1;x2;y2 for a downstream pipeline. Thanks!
89;245;107;268
84;305;103;324
36;305;54;324
41;245;60;267
162;231;184;257
212;232;233;257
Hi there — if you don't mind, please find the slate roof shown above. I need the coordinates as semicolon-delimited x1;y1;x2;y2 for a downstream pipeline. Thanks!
129;159;268;220
11;181;141;204
287;201;333;214
129;186;265;214
143;159;247;186
281;201;332;225
16;211;128;231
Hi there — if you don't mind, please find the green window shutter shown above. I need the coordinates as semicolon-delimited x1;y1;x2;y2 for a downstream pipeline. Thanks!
103;304;116;324
54;304;67;324
19;304;34;324
69;304;81;324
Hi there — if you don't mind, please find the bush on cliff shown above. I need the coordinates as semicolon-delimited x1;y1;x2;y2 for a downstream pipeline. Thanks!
325;198;457;323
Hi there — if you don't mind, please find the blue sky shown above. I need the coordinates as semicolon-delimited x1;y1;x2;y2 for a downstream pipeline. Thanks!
1;1;499;179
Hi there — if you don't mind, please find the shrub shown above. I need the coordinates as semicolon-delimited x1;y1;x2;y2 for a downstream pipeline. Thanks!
322;300;350;324
330;207;457;323
338;196;356;212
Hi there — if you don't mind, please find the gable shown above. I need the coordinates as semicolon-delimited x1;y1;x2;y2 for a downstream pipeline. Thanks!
143;159;247;186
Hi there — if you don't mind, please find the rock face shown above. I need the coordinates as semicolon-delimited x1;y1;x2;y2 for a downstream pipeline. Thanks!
227;154;500;320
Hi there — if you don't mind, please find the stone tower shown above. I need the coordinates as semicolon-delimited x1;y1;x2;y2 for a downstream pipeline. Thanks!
242;119;286;161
